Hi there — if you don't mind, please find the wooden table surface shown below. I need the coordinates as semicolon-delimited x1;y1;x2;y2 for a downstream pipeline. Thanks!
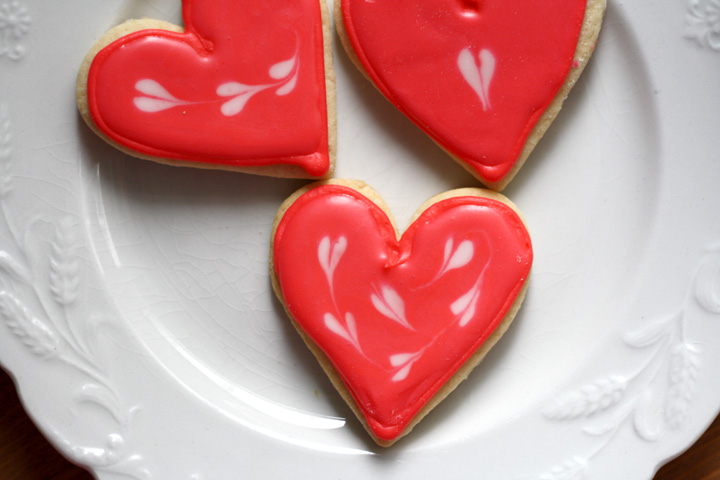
1;367;719;479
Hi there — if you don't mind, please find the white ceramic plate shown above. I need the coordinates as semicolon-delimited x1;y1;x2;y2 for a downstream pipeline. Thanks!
2;1;720;478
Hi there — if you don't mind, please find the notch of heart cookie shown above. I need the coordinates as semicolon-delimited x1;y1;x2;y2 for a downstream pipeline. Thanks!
76;0;336;178
337;0;606;190
271;180;533;445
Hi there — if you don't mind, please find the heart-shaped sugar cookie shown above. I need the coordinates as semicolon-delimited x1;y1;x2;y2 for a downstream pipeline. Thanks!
77;0;335;178
337;0;605;189
271;180;532;445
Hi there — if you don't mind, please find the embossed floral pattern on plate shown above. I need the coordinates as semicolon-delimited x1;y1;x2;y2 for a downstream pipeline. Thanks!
0;1;30;60
686;0;720;50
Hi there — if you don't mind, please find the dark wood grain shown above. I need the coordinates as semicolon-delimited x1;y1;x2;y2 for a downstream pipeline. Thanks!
0;368;92;480
654;412;720;480
1;366;718;479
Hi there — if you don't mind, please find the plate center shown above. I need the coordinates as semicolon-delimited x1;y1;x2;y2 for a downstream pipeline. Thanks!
84;3;660;452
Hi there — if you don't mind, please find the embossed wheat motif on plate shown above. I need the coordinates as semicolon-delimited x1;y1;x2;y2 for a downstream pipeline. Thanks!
0;106;151;479
0;104;13;197
535;245;719;479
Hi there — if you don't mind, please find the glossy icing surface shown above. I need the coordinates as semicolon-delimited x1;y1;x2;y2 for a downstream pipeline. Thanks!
341;0;587;184
273;185;533;441
87;0;330;176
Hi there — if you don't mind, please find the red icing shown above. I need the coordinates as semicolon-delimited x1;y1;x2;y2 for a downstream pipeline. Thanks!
273;185;532;441
87;0;330;176
341;0;587;184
